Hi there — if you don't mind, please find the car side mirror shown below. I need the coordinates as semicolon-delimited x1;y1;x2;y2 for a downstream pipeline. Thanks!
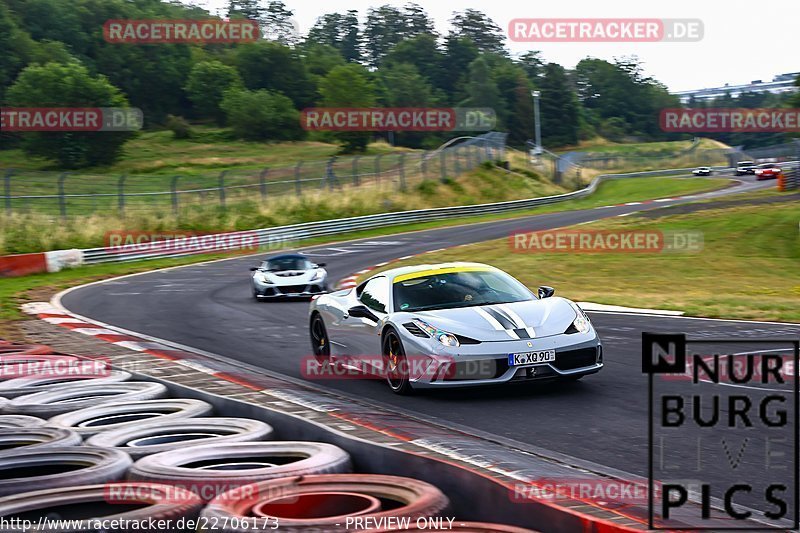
250;267;258;272
317;263;327;267
347;305;378;322
538;286;555;299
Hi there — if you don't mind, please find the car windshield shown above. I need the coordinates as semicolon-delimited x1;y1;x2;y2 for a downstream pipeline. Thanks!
393;269;534;312
265;257;311;271
738;161;754;166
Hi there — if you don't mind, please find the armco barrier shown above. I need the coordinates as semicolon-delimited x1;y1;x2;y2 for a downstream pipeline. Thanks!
0;167;706;276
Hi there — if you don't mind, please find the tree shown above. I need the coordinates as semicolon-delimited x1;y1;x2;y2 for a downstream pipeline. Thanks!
319;64;377;152
6;61;134;168
517;51;544;84
463;57;504;115
307;11;362;63
383;34;445;96
262;1;298;45
364;3;436;66
508;75;535;146
235;42;314;109
538;63;580;147
185;61;242;125
449;10;506;55
227;0;263;22
440;35;479;103
221;88;305;141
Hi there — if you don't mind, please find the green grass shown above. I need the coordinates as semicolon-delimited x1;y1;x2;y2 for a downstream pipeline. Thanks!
0;174;734;339
368;202;800;322
555;137;727;156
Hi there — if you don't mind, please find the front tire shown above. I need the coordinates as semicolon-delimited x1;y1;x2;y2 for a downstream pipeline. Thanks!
383;329;414;395
310;313;330;361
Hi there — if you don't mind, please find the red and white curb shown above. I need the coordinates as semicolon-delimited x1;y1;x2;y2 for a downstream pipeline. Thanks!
20;301;255;386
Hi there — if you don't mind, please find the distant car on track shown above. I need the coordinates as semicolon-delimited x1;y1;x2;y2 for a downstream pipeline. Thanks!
251;253;328;300
754;163;782;181
309;262;603;394
735;161;756;175
693;166;713;176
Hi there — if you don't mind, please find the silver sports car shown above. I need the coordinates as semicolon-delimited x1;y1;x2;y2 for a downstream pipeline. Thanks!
308;262;603;394
251;253;328;299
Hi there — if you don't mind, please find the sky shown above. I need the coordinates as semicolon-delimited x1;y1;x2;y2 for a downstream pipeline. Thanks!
190;0;797;92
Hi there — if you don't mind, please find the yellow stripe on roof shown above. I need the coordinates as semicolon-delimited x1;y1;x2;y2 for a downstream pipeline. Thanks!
394;266;495;283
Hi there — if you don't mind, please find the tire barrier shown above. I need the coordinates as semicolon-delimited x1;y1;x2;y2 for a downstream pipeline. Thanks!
48;399;214;437
0;338;579;531
87;418;275;459
3;382;168;417
0;414;46;428
129;442;352;501
0;427;82;454
0;483;204;532
0;369;131;398
0;447;132;497
201;474;449;533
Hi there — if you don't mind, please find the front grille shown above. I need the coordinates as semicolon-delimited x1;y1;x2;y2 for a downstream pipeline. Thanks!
553;347;598;371
278;285;308;294
442;358;508;381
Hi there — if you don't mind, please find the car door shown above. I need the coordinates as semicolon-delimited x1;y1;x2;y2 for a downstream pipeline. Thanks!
330;276;390;363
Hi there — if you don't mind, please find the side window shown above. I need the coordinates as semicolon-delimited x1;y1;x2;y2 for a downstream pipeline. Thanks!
359;277;390;313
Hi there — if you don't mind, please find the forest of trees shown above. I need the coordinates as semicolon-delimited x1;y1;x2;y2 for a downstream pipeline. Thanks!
0;0;796;167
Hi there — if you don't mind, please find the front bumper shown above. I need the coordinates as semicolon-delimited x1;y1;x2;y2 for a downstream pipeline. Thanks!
253;280;328;298
404;333;603;389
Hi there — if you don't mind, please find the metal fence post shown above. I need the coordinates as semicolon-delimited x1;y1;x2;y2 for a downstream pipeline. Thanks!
3;169;13;214
421;153;428;180
352;156;361;186
171;176;180;214
375;154;382;185
398;153;406;191
218;171;227;208
57;172;69;218
454;147;461;175
294;162;303;196
326;157;337;191
118;174;127;215
259;168;268;201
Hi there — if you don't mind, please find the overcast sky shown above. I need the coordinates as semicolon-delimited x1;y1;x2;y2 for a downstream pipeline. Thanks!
190;0;797;92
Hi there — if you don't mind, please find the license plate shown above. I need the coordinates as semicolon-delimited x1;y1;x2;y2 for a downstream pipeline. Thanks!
508;350;556;366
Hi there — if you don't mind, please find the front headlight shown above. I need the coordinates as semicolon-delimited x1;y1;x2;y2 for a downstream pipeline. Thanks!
254;272;273;284
568;303;591;334
572;315;590;334
412;319;460;347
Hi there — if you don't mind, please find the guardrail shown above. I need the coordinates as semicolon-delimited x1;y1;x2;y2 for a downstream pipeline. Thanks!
72;167;701;267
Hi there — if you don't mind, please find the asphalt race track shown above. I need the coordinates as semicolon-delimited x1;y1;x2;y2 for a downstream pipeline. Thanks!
62;175;799;500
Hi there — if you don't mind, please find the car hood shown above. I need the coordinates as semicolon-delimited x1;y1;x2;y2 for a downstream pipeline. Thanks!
407;297;578;341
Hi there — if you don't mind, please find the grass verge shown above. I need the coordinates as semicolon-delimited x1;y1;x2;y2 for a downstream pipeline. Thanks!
367;201;800;322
